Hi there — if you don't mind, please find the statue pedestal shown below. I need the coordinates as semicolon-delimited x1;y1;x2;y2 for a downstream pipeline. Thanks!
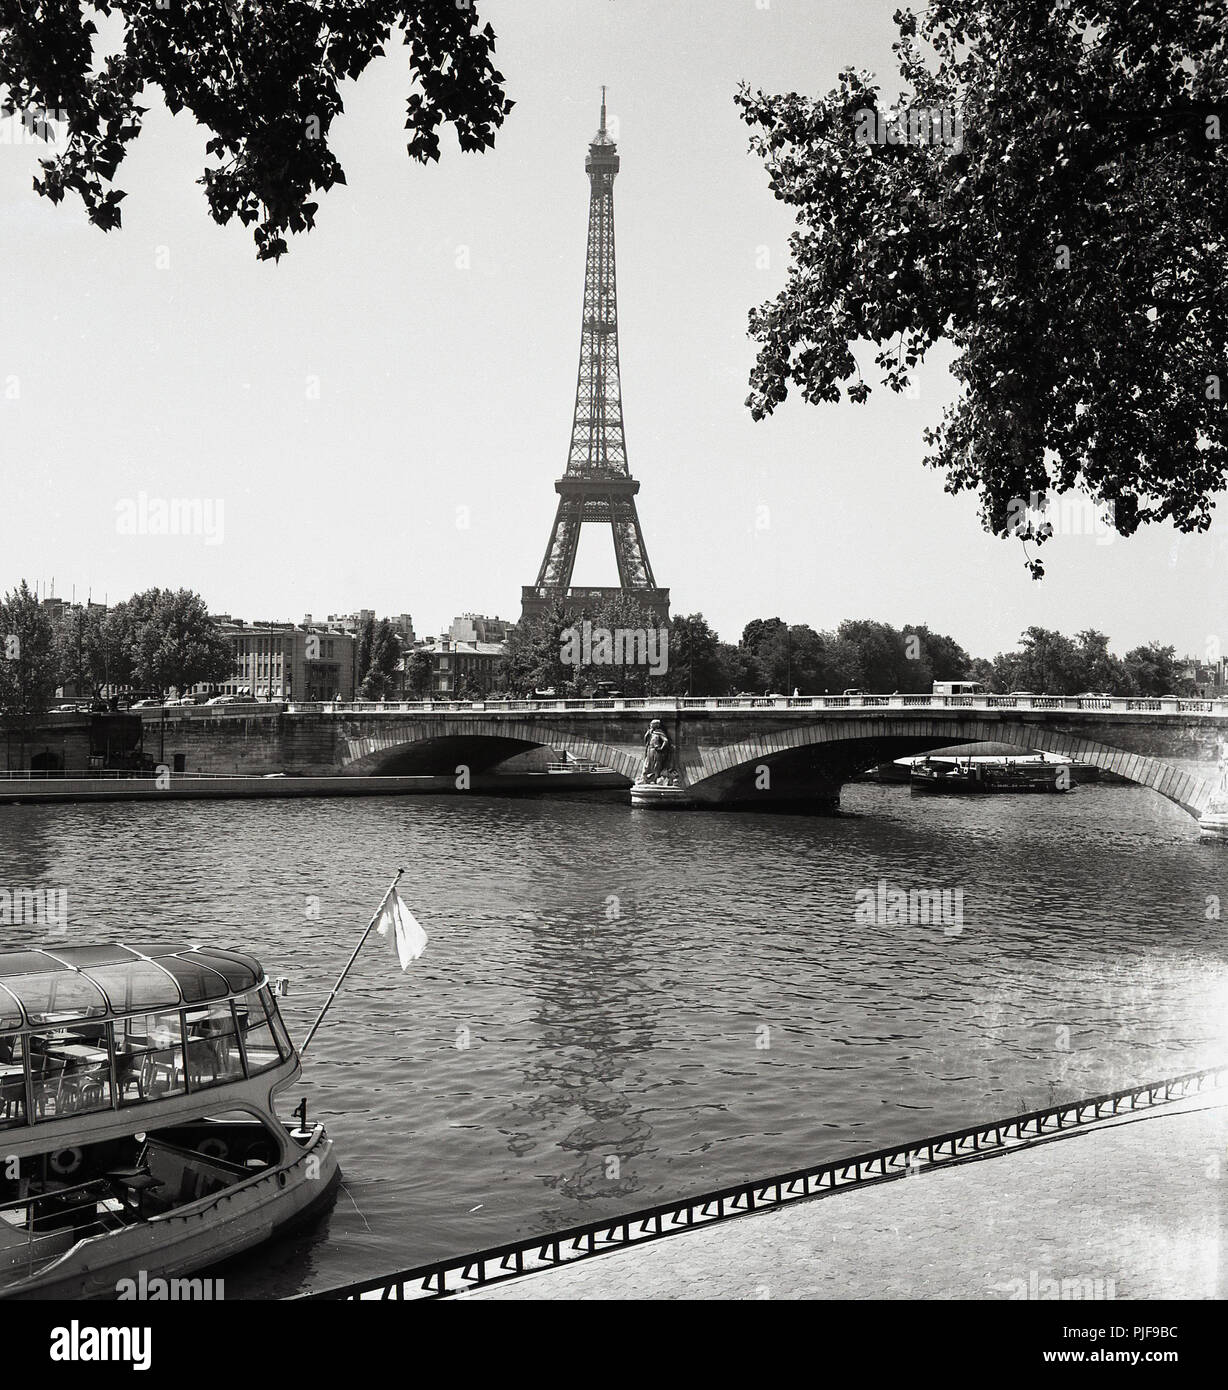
1199;794;1228;839
630;781;694;809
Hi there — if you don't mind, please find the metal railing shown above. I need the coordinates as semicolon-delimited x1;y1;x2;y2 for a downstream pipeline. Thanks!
39;695;1226;719
300;1063;1227;1302
274;694;1228;717
0;769;277;782
0;1178;130;1280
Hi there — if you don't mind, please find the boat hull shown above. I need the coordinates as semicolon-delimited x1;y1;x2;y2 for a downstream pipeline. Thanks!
910;765;1070;794
2;1128;339;1301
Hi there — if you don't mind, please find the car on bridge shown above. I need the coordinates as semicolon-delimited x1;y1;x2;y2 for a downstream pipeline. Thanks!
932;681;986;696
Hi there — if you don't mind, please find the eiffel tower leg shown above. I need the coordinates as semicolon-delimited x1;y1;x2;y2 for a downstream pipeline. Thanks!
609;496;657;591
535;495;584;592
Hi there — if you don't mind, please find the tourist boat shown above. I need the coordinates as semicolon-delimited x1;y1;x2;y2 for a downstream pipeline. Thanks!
910;757;1071;794
0;942;339;1299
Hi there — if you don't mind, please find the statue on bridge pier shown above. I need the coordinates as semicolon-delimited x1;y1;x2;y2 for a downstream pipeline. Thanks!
1198;738;1228;839
640;719;679;786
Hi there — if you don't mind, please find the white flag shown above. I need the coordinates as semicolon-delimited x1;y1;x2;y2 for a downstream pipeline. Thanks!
375;888;428;970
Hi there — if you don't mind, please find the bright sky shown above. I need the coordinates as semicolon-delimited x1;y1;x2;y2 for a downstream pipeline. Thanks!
1;0;1224;661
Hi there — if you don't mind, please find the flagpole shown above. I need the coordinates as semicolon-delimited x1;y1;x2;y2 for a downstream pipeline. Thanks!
299;867;405;1055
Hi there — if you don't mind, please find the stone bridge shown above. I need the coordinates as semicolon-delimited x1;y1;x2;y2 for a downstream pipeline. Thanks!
303;693;1228;820
321;695;1223;811
18;694;1228;822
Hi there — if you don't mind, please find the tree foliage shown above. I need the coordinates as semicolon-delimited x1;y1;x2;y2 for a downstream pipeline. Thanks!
0;580;59;717
501;595;674;696
738;1;1228;573
735;615;971;693
980;627;1191;695
656;613;733;696
356;613;376;688
1122;641;1181;696
404;647;433;698
0;1;513;260
54;602;128;697
500;597;576;695
115;588;234;695
359;617;400;699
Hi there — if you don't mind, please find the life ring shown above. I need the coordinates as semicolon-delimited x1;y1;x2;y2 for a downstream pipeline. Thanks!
241;1140;274;1168
49;1148;84;1177
197;1136;229;1161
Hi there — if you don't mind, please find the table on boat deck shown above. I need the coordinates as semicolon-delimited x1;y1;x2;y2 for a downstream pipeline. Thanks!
42;1043;108;1064
105;1168;163;1219
0;1064;23;1112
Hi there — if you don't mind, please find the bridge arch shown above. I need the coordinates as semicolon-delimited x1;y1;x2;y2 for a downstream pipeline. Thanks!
681;716;1216;819
338;718;642;783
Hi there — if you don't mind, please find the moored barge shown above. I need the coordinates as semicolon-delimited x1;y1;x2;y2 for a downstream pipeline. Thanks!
910;757;1072;794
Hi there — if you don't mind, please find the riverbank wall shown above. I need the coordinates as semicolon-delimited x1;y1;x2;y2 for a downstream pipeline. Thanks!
0;771;627;805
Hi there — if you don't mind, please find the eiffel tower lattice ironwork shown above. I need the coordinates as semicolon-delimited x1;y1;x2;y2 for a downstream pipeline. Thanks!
520;91;669;626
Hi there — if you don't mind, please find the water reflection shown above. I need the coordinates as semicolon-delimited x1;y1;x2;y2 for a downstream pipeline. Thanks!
512;888;662;1207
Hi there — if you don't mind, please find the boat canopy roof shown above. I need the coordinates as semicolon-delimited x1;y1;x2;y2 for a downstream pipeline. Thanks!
0;944;264;1030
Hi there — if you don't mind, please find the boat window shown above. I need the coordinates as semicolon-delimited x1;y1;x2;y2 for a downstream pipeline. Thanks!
7;971;108;1026
154;957;233;1004
0;1033;26;1130
233;991;284;1075
0;984;22;1032
259;987;294;1060
183;1003;244;1089
28;1023;113;1120
86;960;181;1014
114;1012;186;1105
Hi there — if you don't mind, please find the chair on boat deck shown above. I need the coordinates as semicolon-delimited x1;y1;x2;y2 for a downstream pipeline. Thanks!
139;1047;179;1097
61;1058;107;1113
113;1050;144;1103
30;1053;68;1119
0;1072;25;1122
185;1038;222;1086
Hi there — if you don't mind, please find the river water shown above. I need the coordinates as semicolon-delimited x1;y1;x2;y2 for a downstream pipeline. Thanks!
2;780;1226;1297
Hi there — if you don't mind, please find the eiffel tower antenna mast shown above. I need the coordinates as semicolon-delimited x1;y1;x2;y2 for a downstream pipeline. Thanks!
520;90;669;626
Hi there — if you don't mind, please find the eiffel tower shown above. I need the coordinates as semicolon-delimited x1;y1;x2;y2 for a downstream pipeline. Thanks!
520;91;669;626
